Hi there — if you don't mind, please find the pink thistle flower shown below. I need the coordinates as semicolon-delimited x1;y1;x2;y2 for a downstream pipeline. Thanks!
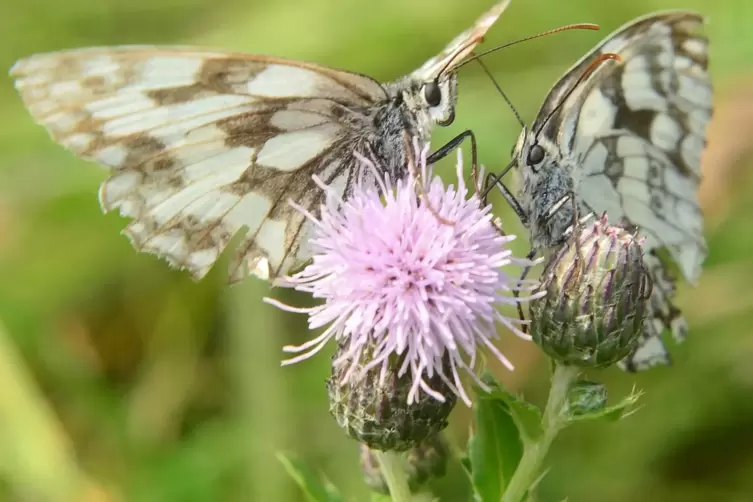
265;143;540;406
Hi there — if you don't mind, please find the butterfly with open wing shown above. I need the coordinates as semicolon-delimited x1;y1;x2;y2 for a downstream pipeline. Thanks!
485;11;712;371
10;0;511;283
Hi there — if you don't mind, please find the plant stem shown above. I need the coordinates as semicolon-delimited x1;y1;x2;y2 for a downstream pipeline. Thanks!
374;450;412;502
0;321;115;502
501;364;580;502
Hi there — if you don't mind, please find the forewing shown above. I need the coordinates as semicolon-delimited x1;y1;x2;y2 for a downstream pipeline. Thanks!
11;46;387;282
544;12;711;369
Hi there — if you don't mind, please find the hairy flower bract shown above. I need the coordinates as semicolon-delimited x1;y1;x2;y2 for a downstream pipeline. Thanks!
530;214;651;368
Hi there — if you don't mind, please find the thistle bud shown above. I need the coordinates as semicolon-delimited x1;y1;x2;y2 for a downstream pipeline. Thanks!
530;215;651;368
327;341;457;452
360;434;449;493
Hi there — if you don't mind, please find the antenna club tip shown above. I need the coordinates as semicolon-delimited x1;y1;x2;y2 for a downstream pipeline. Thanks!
556;23;601;33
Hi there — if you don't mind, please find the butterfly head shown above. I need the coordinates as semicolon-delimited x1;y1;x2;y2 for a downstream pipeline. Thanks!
514;127;579;250
390;0;510;129
420;76;458;127
513;126;564;175
390;73;459;128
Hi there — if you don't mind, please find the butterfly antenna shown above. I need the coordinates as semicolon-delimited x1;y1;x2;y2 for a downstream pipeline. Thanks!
458;25;602;199
474;55;525;128
454;23;600;71
534;52;622;138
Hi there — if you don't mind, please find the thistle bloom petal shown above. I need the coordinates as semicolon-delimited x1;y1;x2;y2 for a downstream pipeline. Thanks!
266;143;539;406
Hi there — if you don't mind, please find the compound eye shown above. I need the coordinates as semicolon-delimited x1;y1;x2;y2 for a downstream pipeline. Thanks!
527;144;545;165
423;80;442;107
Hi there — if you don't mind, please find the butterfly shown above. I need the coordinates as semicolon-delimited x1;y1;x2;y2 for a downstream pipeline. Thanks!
486;11;712;371
9;1;510;284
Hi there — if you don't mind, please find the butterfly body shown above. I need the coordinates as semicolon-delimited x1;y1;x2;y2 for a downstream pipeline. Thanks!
360;90;433;182
514;129;581;251
508;11;712;370
10;1;510;283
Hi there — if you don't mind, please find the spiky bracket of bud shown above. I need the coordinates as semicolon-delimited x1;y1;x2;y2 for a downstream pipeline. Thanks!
327;343;457;452
530;214;652;368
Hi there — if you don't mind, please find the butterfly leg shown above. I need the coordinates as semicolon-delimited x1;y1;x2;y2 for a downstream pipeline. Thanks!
544;192;588;246
481;167;528;224
426;129;482;191
568;195;588;277
515;247;538;334
552;193;588;275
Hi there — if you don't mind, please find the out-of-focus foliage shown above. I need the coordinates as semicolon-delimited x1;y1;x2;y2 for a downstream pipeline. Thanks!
0;0;751;500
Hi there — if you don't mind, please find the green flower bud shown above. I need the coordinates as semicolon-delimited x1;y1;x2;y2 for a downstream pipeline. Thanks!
566;380;608;416
327;341;456;452
530;215;651;368
360;434;449;494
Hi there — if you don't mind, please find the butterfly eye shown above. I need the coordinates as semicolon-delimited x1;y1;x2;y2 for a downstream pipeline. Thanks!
423;81;442;107
527;144;545;166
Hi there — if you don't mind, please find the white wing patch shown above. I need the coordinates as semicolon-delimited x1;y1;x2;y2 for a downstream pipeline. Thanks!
581;134;705;280
256;124;342;171
246;65;365;102
11;47;383;282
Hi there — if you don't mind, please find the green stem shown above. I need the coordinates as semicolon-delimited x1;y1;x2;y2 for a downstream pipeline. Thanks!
501;364;580;502
374;450;412;502
0;321;110;502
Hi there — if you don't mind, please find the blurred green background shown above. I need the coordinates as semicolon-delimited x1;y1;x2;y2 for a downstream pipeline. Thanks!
1;0;752;500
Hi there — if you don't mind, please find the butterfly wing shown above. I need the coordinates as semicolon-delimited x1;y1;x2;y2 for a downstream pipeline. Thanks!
11;2;509;284
542;12;712;370
10;47;388;282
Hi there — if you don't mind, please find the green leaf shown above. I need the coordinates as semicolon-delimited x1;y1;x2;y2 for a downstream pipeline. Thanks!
479;373;543;443
276;452;344;502
468;398;521;502
467;374;540;502
566;386;643;423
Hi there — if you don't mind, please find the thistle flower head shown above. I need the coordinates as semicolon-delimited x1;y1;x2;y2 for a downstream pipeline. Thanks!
267;142;538;406
530;214;651;367
327;341;456;451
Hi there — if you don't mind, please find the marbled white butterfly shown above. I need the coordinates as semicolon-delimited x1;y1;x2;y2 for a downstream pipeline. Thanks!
487;11;712;371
